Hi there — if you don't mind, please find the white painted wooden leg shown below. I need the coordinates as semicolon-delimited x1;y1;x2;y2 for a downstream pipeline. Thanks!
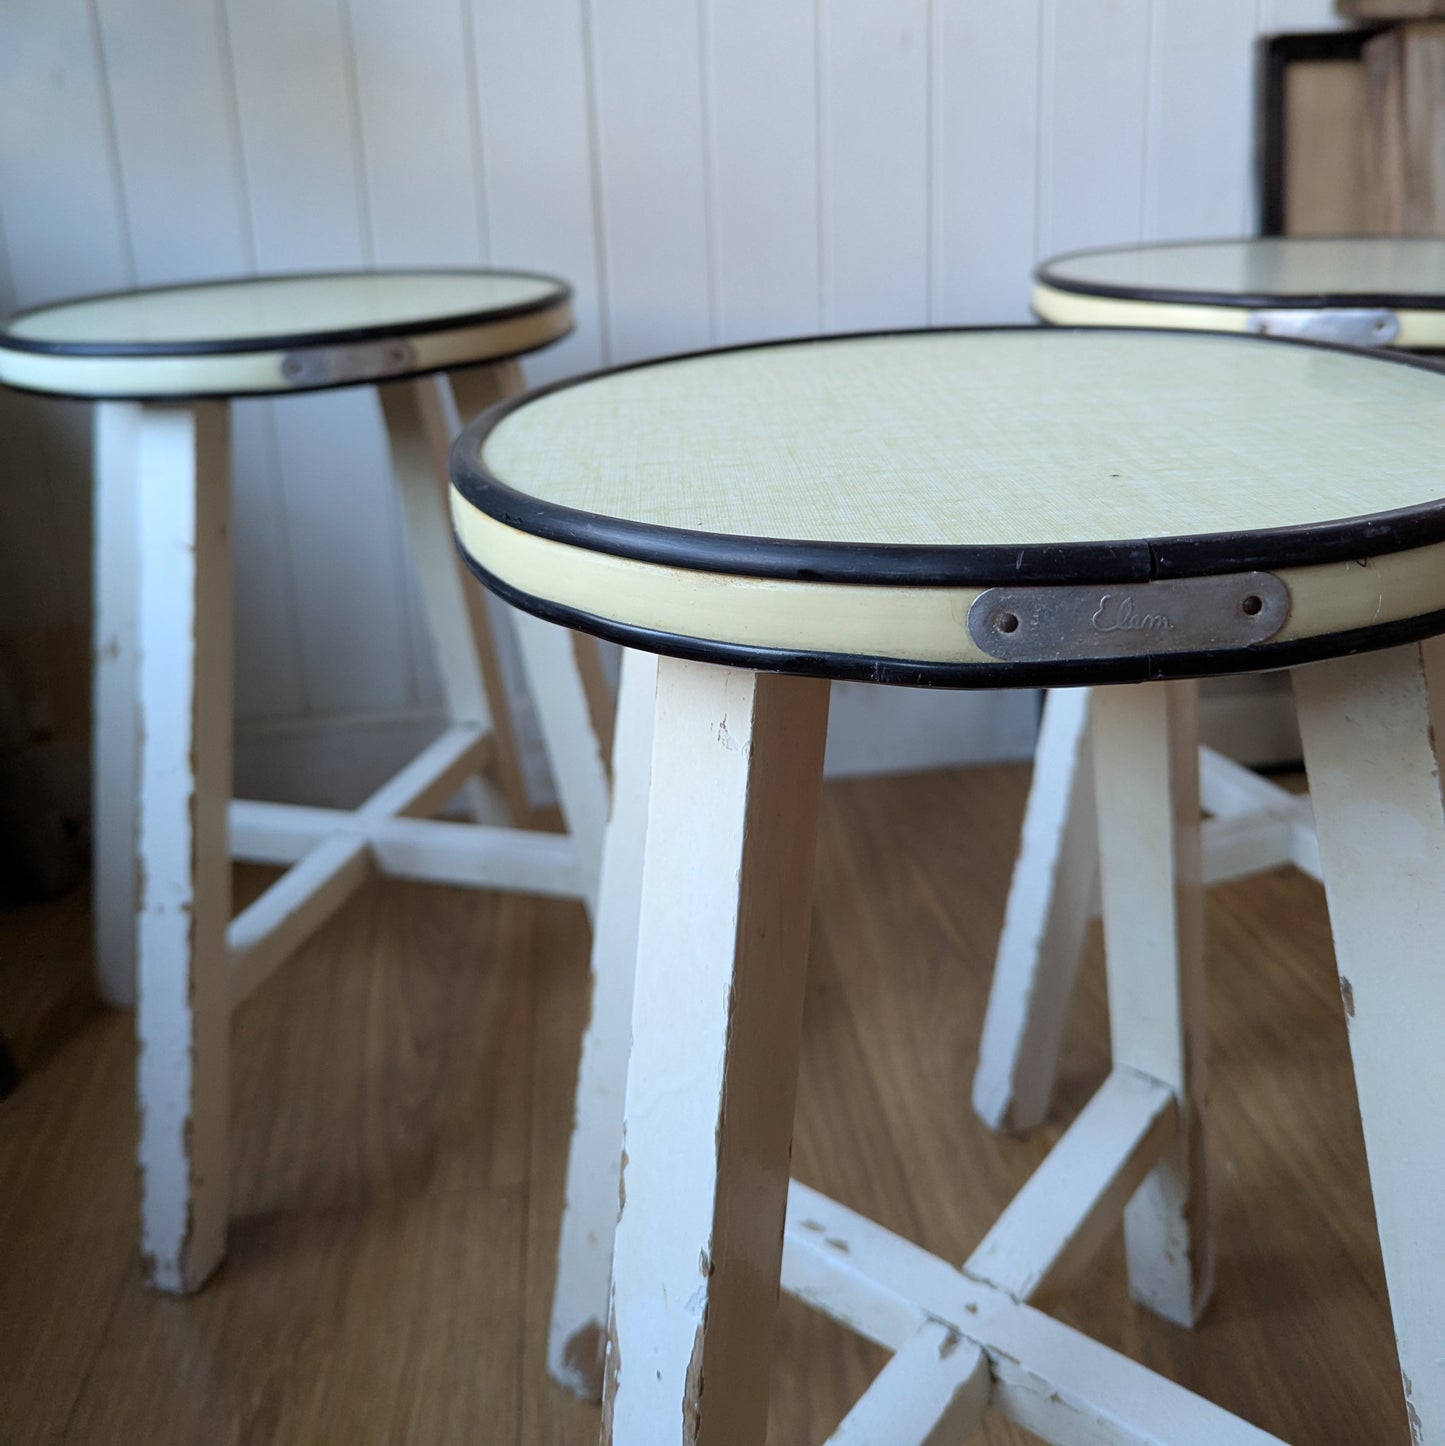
548;648;657;1400
134;402;232;1293
1293;642;1445;1444
93;402;143;1007
447;356;524;426
451;360;620;835
974;685;1097;1132
784;1181;1286;1445
509;609;611;919
378;373;517;824
1091;680;1212;1328
603;660;830;1446
826;1321;990;1446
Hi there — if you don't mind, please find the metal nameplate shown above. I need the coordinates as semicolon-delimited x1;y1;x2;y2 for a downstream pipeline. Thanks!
279;337;417;388
1245;307;1399;346
967;572;1290;663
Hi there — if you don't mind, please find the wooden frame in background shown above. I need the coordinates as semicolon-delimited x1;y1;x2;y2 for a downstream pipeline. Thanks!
1258;28;1384;236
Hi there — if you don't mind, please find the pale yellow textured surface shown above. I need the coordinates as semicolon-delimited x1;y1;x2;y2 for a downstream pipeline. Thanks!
477;331;1445;547
450;495;1445;662
1031;285;1445;349
1041;238;1445;302
4;271;563;349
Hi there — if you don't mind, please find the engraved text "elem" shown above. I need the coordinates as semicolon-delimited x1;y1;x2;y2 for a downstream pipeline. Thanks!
1091;594;1174;634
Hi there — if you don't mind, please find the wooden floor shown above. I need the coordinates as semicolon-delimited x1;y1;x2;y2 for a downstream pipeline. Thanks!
0;762;1408;1444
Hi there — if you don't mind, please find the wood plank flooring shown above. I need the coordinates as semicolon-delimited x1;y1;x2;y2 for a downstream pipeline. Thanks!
0;763;1407;1443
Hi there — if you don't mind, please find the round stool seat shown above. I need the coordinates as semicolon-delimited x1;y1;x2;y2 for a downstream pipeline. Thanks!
1033;237;1445;348
450;327;1445;687
0;268;571;399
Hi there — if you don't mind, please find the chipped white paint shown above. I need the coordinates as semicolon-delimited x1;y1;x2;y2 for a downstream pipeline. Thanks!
976;729;1322;1135
601;660;1265;1442
1293;644;1445;1446
1092;681;1211;1328
120;356;610;1294
549;648;658;1400
92;402;143;1007
826;1320;990;1446
782;1181;1285;1445
135;402;232;1293
974;685;1097;1132
604;659;829;1446
965;1067;1177;1304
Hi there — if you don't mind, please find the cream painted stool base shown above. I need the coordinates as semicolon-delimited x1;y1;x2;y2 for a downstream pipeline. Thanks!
108;362;608;1293
973;687;1320;1133
978;235;1445;1137
548;647;657;1397
590;647;1445;1444
599;660;1238;1444
447;324;1445;1441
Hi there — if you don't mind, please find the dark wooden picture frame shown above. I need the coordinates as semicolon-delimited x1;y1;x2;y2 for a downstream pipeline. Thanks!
1258;27;1385;235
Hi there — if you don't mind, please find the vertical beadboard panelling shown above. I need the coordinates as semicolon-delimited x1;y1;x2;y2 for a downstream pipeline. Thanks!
95;0;307;721
1257;0;1345;32
705;0;821;345
933;0;1043;324
1144;0;1262;240
821;0;931;331
4;3;1332;784
225;0;414;717
1036;0;1154;258
468;0;606;384
92;0;250;286
345;0;487;267
0;0;133;305
346;0;494;711
588;0;713;364
468;1;616;797
0;0;134;635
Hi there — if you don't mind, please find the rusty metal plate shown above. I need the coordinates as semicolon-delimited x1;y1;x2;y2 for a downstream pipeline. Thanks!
967;571;1291;662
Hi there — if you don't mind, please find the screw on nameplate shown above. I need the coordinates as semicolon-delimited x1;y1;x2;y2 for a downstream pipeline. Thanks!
967;572;1290;662
280;338;417;388
1245;307;1399;346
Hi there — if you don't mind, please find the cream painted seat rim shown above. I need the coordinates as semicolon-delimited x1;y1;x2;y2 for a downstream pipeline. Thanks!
451;490;1445;685
1033;283;1445;348
448;325;1445;683
0;269;573;399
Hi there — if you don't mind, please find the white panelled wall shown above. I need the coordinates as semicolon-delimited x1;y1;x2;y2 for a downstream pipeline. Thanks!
0;0;1341;805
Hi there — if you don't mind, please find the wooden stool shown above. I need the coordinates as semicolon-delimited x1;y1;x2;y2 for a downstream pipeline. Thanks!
452;326;1445;1443
0;269;612;1293
975;235;1445;1134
